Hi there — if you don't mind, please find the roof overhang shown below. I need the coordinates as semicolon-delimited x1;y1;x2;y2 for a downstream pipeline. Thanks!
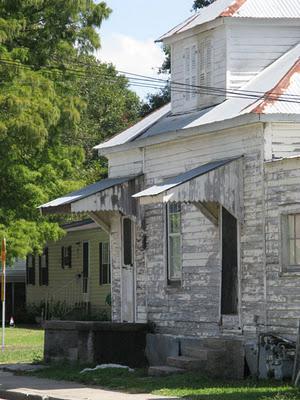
97;114;300;157
39;175;144;217
133;157;243;220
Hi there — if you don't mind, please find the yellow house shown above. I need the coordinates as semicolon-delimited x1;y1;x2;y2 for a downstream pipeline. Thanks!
26;219;111;319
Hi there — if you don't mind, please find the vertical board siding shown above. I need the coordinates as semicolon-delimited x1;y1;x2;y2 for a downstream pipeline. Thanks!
26;227;110;316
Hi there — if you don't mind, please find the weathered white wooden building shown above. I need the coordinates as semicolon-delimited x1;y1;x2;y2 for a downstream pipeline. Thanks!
40;0;300;376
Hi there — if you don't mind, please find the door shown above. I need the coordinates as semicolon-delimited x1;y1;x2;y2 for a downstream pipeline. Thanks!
121;217;135;322
221;207;238;316
83;242;89;296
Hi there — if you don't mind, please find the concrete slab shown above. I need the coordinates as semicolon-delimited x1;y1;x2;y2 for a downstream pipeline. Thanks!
146;334;179;366
0;371;177;400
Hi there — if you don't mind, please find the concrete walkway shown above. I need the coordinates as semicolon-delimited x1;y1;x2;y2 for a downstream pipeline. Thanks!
0;371;177;400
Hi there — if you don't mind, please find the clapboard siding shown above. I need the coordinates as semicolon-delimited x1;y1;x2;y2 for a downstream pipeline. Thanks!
269;123;300;159
107;123;267;336
171;25;226;114
265;158;300;338
26;227;110;316
227;24;300;90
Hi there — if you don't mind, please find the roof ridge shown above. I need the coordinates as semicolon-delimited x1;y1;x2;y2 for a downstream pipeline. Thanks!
220;0;247;17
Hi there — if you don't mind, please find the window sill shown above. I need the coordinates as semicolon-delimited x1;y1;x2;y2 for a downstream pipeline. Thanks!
164;281;184;292
280;267;300;277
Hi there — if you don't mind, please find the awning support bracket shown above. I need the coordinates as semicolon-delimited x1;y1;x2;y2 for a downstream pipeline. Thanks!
88;212;111;234
193;201;219;226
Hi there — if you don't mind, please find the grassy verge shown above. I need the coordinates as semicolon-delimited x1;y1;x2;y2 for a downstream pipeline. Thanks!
0;326;44;364
30;365;300;399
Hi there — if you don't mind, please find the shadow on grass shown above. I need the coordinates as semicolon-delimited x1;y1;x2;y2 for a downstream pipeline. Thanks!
29;365;300;400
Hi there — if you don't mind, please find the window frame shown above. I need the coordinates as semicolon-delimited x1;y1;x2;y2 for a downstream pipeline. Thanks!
166;203;182;285
282;213;300;272
39;247;49;286
99;241;111;285
61;245;72;269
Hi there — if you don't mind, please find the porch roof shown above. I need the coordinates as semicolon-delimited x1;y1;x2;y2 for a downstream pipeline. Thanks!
133;157;243;219
39;175;143;216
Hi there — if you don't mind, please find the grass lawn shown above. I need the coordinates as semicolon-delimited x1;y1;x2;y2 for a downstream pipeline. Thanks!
0;326;44;364
31;365;300;400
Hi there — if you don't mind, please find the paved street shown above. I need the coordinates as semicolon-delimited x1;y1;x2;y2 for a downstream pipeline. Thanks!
0;371;176;400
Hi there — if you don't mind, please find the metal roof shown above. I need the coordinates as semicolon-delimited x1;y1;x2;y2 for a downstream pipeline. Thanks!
39;176;134;213
158;0;300;42
96;42;300;153
133;158;239;198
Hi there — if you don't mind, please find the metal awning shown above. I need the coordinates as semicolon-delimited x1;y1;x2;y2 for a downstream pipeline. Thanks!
133;157;243;220
40;175;143;217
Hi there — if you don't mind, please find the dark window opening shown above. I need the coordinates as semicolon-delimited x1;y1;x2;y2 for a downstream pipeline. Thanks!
123;218;133;266
99;242;111;285
83;242;89;293
221;207;238;315
39;248;49;286
26;254;35;285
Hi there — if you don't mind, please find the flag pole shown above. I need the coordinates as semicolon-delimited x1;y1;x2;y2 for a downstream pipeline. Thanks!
1;238;6;352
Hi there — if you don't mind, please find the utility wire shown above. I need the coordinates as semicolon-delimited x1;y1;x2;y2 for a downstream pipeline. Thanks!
0;57;300;105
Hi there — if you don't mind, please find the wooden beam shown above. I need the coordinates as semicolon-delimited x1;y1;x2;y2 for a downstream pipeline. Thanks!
88;212;111;234
193;201;219;226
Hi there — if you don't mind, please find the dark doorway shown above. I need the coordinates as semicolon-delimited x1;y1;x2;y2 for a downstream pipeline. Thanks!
83;242;89;294
221;207;238;315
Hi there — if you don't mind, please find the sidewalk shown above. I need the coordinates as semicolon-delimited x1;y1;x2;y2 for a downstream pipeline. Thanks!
0;371;177;400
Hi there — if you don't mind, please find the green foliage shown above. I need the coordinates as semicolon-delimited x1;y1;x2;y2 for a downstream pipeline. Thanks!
141;86;170;117
193;0;216;10
0;1;140;260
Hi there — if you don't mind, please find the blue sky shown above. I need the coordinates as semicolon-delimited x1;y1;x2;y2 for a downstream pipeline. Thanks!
97;0;194;98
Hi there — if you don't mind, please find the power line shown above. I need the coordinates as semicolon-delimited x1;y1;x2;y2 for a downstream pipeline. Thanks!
0;57;300;105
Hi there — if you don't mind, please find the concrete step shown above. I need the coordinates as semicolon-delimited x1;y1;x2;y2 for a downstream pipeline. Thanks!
148;365;186;377
167;355;206;370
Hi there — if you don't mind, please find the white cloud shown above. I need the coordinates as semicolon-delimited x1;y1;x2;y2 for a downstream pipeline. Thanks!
96;33;166;98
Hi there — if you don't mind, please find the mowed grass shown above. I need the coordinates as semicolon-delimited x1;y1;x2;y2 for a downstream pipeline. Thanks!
31;365;300;400
0;326;44;364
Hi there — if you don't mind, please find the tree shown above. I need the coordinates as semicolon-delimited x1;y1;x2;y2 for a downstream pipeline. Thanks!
193;0;216;10
141;86;170;117
0;1;140;260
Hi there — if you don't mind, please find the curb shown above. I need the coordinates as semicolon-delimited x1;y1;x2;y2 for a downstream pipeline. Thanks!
0;389;63;400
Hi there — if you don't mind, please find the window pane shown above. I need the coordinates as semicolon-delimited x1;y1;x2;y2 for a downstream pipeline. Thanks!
289;239;295;265
288;215;295;238
170;213;180;234
102;243;109;264
296;215;300;238
169;236;181;280
41;254;47;268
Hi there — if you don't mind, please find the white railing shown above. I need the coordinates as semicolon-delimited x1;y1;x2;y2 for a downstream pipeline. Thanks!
43;276;89;320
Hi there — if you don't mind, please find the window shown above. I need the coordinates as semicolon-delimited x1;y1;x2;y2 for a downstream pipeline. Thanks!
99;242;111;285
61;246;72;268
83;242;89;293
39;248;49;286
166;203;182;283
284;214;300;269
26;254;35;285
123;217;133;266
